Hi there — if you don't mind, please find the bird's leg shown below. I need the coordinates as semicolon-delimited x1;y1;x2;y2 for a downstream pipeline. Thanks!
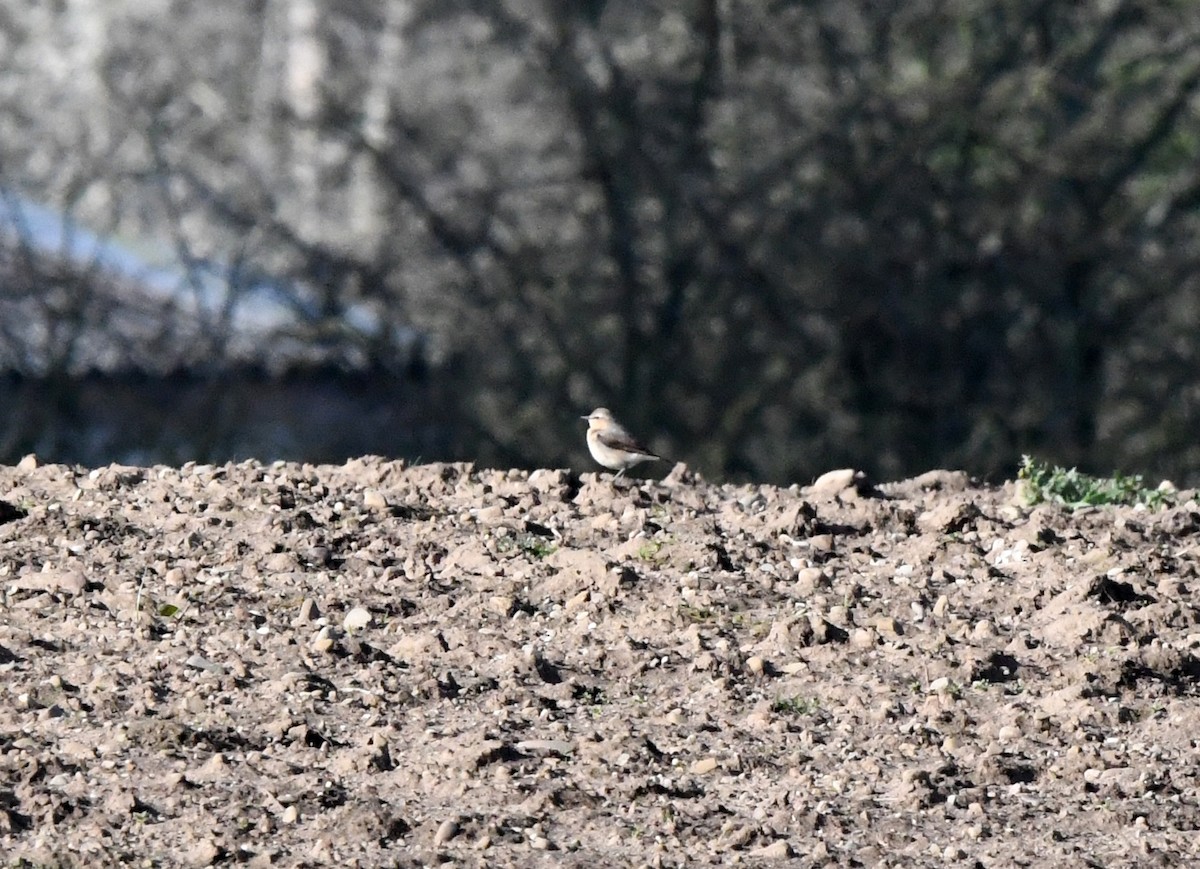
614;468;626;480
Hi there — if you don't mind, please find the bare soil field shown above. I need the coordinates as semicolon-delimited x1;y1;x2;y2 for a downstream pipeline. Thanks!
1;457;1199;867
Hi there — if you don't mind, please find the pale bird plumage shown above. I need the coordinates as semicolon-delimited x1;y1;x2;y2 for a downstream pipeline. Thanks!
582;407;660;478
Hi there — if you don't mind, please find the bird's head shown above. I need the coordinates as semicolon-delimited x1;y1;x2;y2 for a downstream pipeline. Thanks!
582;407;616;432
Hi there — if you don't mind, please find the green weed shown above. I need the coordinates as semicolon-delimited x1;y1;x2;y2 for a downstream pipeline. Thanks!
772;695;821;716
1017;455;1173;510
496;532;557;559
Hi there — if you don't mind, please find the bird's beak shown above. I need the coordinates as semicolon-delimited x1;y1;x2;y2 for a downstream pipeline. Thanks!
580;415;589;420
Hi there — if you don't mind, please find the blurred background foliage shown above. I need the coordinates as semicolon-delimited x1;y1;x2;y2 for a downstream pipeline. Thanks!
2;0;1200;484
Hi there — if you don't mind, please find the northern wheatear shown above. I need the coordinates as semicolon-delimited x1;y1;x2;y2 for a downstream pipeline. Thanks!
581;407;661;478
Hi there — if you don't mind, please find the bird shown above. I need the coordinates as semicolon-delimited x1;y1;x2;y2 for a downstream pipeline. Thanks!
581;407;661;478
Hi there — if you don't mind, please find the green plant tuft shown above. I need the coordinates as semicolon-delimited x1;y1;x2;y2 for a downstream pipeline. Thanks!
772;695;821;716
1017;455;1173;509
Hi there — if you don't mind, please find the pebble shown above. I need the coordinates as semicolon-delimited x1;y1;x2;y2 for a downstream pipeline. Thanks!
750;840;793;860
282;805;298;824
263;552;295;572
973;620;997;639
795;567;830;594
295;598;320;624
873;616;901;637
343;607;372;631
809;534;835;553
691;757;719;775
312;628;335;653
808;468;859;497
851;628;877;649
746;655;765;675
187;839;221;867
515;739;574;756
434;818;460;846
363;489;389;510
185;655;225;674
487;595;515;617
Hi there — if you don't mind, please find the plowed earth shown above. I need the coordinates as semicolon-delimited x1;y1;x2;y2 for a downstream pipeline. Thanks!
1;458;1199;867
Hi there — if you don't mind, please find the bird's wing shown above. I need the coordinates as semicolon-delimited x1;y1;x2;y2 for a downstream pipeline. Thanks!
595;427;659;458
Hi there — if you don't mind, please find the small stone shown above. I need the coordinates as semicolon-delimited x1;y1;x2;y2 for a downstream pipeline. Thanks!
59;739;95;761
515;739;574;756
187;838;221;867
263;552;295;572
363;489;389;510
343;607;372;631
795;567;830;594
809;534;835;553
434;818;460;846
750;840;793;860
691;756;719;775
487;595;515;617
808;468;859;497
745;708;773;729
16;453;38;472
564;589;590;612
873;616;901;638
973;620;996;639
186;655;225;674
746;655;765;675
997;724;1021;742
55;570;88;596
851;628;877;649
933;595;949;617
928;676;951;694
739;492;767;512
295;598;320;624
312;628;335;653
918;502;980;534
196;753;227;778
529;468;568;493
713;824;755;850
282;805;298;824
